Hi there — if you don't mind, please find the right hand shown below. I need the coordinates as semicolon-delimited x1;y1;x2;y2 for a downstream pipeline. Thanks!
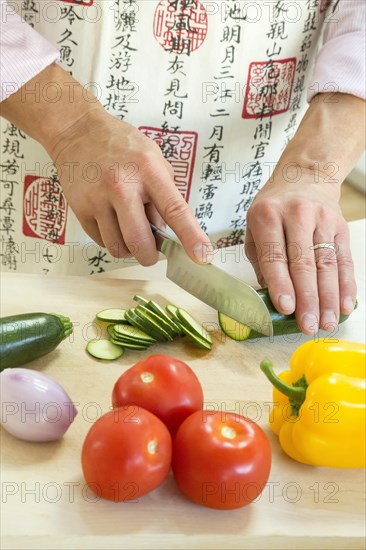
50;108;210;266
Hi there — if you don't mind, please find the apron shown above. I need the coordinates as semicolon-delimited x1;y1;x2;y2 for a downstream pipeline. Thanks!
0;0;334;275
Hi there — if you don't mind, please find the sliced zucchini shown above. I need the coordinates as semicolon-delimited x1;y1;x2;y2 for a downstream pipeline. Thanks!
109;330;151;346
136;305;177;338
175;321;212;351
125;309;166;342
218;312;251;341
133;295;150;307
165;304;185;336
165;304;180;323
96;308;129;323
147;300;181;334
176;308;212;345
133;307;174;342
113;323;156;343
86;338;124;360
110;338;150;350
107;324;116;337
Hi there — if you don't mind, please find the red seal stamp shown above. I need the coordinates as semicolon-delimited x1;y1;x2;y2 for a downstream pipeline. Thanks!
23;176;68;244
139;126;198;201
242;58;297;119
153;0;208;55
59;0;94;5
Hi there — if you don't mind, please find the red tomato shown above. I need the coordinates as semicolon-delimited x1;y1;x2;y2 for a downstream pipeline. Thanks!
112;354;204;436
81;406;172;502
172;410;271;510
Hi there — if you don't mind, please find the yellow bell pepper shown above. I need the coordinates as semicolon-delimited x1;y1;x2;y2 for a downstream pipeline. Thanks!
260;339;366;468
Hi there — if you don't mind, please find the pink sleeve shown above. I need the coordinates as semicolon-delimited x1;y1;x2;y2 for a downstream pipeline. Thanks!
307;0;366;102
0;0;60;102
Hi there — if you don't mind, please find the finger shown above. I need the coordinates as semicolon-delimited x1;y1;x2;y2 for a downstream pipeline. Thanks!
145;201;166;230
163;159;175;180
244;227;265;287
335;225;357;315
115;191;159;267
146;162;213;264
285;218;319;335
247;208;296;315
96;208;130;258
311;235;339;332
80;217;104;248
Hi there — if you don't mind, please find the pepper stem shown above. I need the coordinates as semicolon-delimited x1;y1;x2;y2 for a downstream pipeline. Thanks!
260;359;306;408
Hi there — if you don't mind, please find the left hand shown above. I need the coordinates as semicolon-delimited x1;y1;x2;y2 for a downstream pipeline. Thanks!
245;168;357;335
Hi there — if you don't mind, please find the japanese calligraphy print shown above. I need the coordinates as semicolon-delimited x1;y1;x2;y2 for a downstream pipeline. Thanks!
242;58;296;119
105;0;139;119
153;0;208;55
0;1;334;274
139;127;197;201
282;0;322;149
60;0;94;5
0;123;25;271
22;176;68;245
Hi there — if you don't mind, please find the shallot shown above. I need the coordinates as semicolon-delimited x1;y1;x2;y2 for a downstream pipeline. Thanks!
0;368;77;442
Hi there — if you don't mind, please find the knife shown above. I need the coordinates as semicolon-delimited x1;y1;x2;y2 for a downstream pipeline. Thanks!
151;224;273;337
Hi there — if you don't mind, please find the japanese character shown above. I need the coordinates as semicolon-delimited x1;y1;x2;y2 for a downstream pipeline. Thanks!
163;100;184;120
209;126;224;141
165;79;188;98
167;55;186;76
221;25;241;43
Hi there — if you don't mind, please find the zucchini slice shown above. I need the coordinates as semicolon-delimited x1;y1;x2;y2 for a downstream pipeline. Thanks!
126;309;167;342
147;300;181;334
96;308;129;323
176;308;212;345
109;331;151;347
133;295;150;307
113;323;156;343
165;304;180;322
218;312;251;341
86;338;124;360
175;321;212;350
109;327;153;347
109;338;150;350
136;305;177;338
133;308;174;342
165;304;185;336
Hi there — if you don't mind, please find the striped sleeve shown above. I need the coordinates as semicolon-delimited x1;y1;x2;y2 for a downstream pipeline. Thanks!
0;0;60;102
308;0;366;102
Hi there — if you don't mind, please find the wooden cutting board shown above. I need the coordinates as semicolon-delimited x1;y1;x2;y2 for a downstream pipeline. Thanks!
1;272;365;550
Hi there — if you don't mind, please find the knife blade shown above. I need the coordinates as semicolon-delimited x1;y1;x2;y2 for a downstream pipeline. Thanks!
151;225;273;337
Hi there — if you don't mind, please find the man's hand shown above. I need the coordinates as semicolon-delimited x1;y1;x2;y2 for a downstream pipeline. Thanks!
0;63;210;266
245;92;365;335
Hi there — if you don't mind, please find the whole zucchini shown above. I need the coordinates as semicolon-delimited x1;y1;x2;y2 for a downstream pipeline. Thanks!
219;289;357;340
0;313;73;370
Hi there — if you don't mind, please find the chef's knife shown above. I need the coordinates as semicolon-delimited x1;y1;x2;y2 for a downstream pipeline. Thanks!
151;224;273;337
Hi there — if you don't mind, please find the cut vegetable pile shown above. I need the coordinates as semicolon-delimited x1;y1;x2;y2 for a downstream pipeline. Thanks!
86;295;212;360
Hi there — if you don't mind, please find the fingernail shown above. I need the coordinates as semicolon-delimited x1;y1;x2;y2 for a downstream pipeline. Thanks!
343;296;355;313
194;243;214;264
302;313;319;334
320;310;337;330
278;294;295;313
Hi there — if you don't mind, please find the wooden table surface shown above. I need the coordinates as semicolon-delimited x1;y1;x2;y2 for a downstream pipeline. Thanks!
1;219;365;550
